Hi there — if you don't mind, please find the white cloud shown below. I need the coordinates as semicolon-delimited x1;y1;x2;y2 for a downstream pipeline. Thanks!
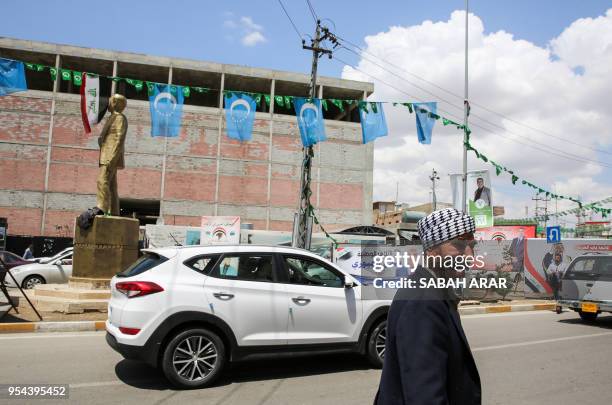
341;10;612;221
242;31;266;47
223;15;266;47
240;16;263;32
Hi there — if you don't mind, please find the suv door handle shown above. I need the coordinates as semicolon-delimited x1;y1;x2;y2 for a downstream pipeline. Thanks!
586;283;594;287
292;296;311;305
213;292;235;300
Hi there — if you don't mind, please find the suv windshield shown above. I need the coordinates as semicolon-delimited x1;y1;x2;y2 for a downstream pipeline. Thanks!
117;252;168;277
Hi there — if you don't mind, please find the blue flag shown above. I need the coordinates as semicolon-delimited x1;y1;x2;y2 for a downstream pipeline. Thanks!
149;84;184;137
0;58;27;96
414;102;437;144
359;102;388;144
224;92;256;142
293;97;326;147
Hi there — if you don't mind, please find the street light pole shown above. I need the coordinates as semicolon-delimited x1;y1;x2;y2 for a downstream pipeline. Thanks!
430;169;440;211
461;0;470;213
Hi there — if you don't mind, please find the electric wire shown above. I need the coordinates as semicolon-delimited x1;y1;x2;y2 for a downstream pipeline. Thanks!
277;0;305;41
334;46;612;168
334;32;612;156
332;55;612;169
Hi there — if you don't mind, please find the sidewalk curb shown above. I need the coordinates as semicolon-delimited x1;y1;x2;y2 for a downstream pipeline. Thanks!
0;303;558;334
459;303;556;315
0;321;106;334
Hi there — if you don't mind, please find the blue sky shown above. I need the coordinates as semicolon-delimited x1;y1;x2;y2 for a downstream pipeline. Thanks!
2;0;611;78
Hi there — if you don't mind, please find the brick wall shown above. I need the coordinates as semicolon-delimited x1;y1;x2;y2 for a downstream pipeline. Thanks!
0;91;373;236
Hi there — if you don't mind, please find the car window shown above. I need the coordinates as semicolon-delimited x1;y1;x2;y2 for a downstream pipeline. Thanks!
211;255;275;282
184;255;220;274
282;256;343;288
1;253;16;263
595;257;612;276
568;258;596;273
117;253;168;277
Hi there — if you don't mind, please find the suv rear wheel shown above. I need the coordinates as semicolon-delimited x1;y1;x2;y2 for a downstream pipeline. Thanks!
366;319;386;368
161;328;226;389
578;311;598;322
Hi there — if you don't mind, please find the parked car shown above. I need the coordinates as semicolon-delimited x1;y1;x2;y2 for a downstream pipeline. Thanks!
558;252;612;321
106;245;390;389
4;248;74;289
0;251;35;270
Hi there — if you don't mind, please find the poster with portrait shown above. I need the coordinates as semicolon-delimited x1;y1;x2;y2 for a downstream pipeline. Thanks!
467;170;494;228
523;238;612;298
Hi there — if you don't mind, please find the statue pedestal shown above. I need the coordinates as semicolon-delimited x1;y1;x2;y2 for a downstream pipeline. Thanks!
72;215;140;282
33;216;139;314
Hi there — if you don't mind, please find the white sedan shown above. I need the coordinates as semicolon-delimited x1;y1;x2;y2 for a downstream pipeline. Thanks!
5;248;73;289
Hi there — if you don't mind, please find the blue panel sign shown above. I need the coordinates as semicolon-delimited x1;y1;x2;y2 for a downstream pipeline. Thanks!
546;226;561;244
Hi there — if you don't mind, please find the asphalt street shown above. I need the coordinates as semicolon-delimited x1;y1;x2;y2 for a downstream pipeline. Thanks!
1;311;611;405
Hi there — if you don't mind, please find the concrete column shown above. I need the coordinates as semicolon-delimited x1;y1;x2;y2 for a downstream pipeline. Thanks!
158;66;172;222
40;54;61;235
213;73;225;215
110;60;118;94
266;79;276;230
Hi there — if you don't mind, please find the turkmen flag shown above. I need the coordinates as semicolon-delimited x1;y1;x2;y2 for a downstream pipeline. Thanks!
293;97;326;147
224;92;256;142
149;83;184;137
414;102;437;144
80;73;110;133
0;58;27;96
359;102;388;144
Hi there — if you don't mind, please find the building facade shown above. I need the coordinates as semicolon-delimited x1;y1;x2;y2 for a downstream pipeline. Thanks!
0;37;374;237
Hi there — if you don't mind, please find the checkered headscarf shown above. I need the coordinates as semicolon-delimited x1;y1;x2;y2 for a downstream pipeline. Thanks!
417;208;475;251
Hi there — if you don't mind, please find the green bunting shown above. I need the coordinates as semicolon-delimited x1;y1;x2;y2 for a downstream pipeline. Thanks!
60;69;71;81
182;86;190;97
72;71;82;86
49;67;57;81
330;99;344;112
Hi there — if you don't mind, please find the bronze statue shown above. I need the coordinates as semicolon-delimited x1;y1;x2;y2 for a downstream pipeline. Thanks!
96;94;128;216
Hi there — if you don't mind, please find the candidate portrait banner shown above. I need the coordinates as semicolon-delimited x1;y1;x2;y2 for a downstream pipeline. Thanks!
467;170;494;228
523;238;612;298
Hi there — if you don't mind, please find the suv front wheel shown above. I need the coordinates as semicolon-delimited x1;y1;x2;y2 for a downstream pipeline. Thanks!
161;328;226;389
366;319;386;368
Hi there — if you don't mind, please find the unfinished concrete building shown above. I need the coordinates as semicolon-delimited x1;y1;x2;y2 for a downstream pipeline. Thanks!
0;37;374;237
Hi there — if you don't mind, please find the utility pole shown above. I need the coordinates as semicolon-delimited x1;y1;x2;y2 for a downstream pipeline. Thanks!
461;0;470;213
430;169;440;211
292;20;335;249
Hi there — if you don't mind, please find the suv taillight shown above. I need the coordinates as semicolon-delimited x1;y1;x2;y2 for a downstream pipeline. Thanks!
115;281;164;298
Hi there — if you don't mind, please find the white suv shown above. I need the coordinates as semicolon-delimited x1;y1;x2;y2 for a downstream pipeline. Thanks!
105;245;389;388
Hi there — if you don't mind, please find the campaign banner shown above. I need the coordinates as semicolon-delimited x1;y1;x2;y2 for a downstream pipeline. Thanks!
144;225;203;248
524;238;612;298
467;170;494;228
201;216;240;245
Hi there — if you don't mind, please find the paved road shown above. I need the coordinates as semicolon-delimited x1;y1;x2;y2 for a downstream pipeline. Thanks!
0;311;611;405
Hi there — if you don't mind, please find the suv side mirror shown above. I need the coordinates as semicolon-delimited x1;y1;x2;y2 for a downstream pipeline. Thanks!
344;276;355;289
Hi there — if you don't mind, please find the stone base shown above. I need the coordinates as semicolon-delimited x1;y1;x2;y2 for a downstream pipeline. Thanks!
73;215;139;279
33;284;110;314
69;277;111;290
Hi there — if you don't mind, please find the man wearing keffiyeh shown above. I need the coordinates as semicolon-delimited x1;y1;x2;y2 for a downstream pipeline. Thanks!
375;208;482;405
